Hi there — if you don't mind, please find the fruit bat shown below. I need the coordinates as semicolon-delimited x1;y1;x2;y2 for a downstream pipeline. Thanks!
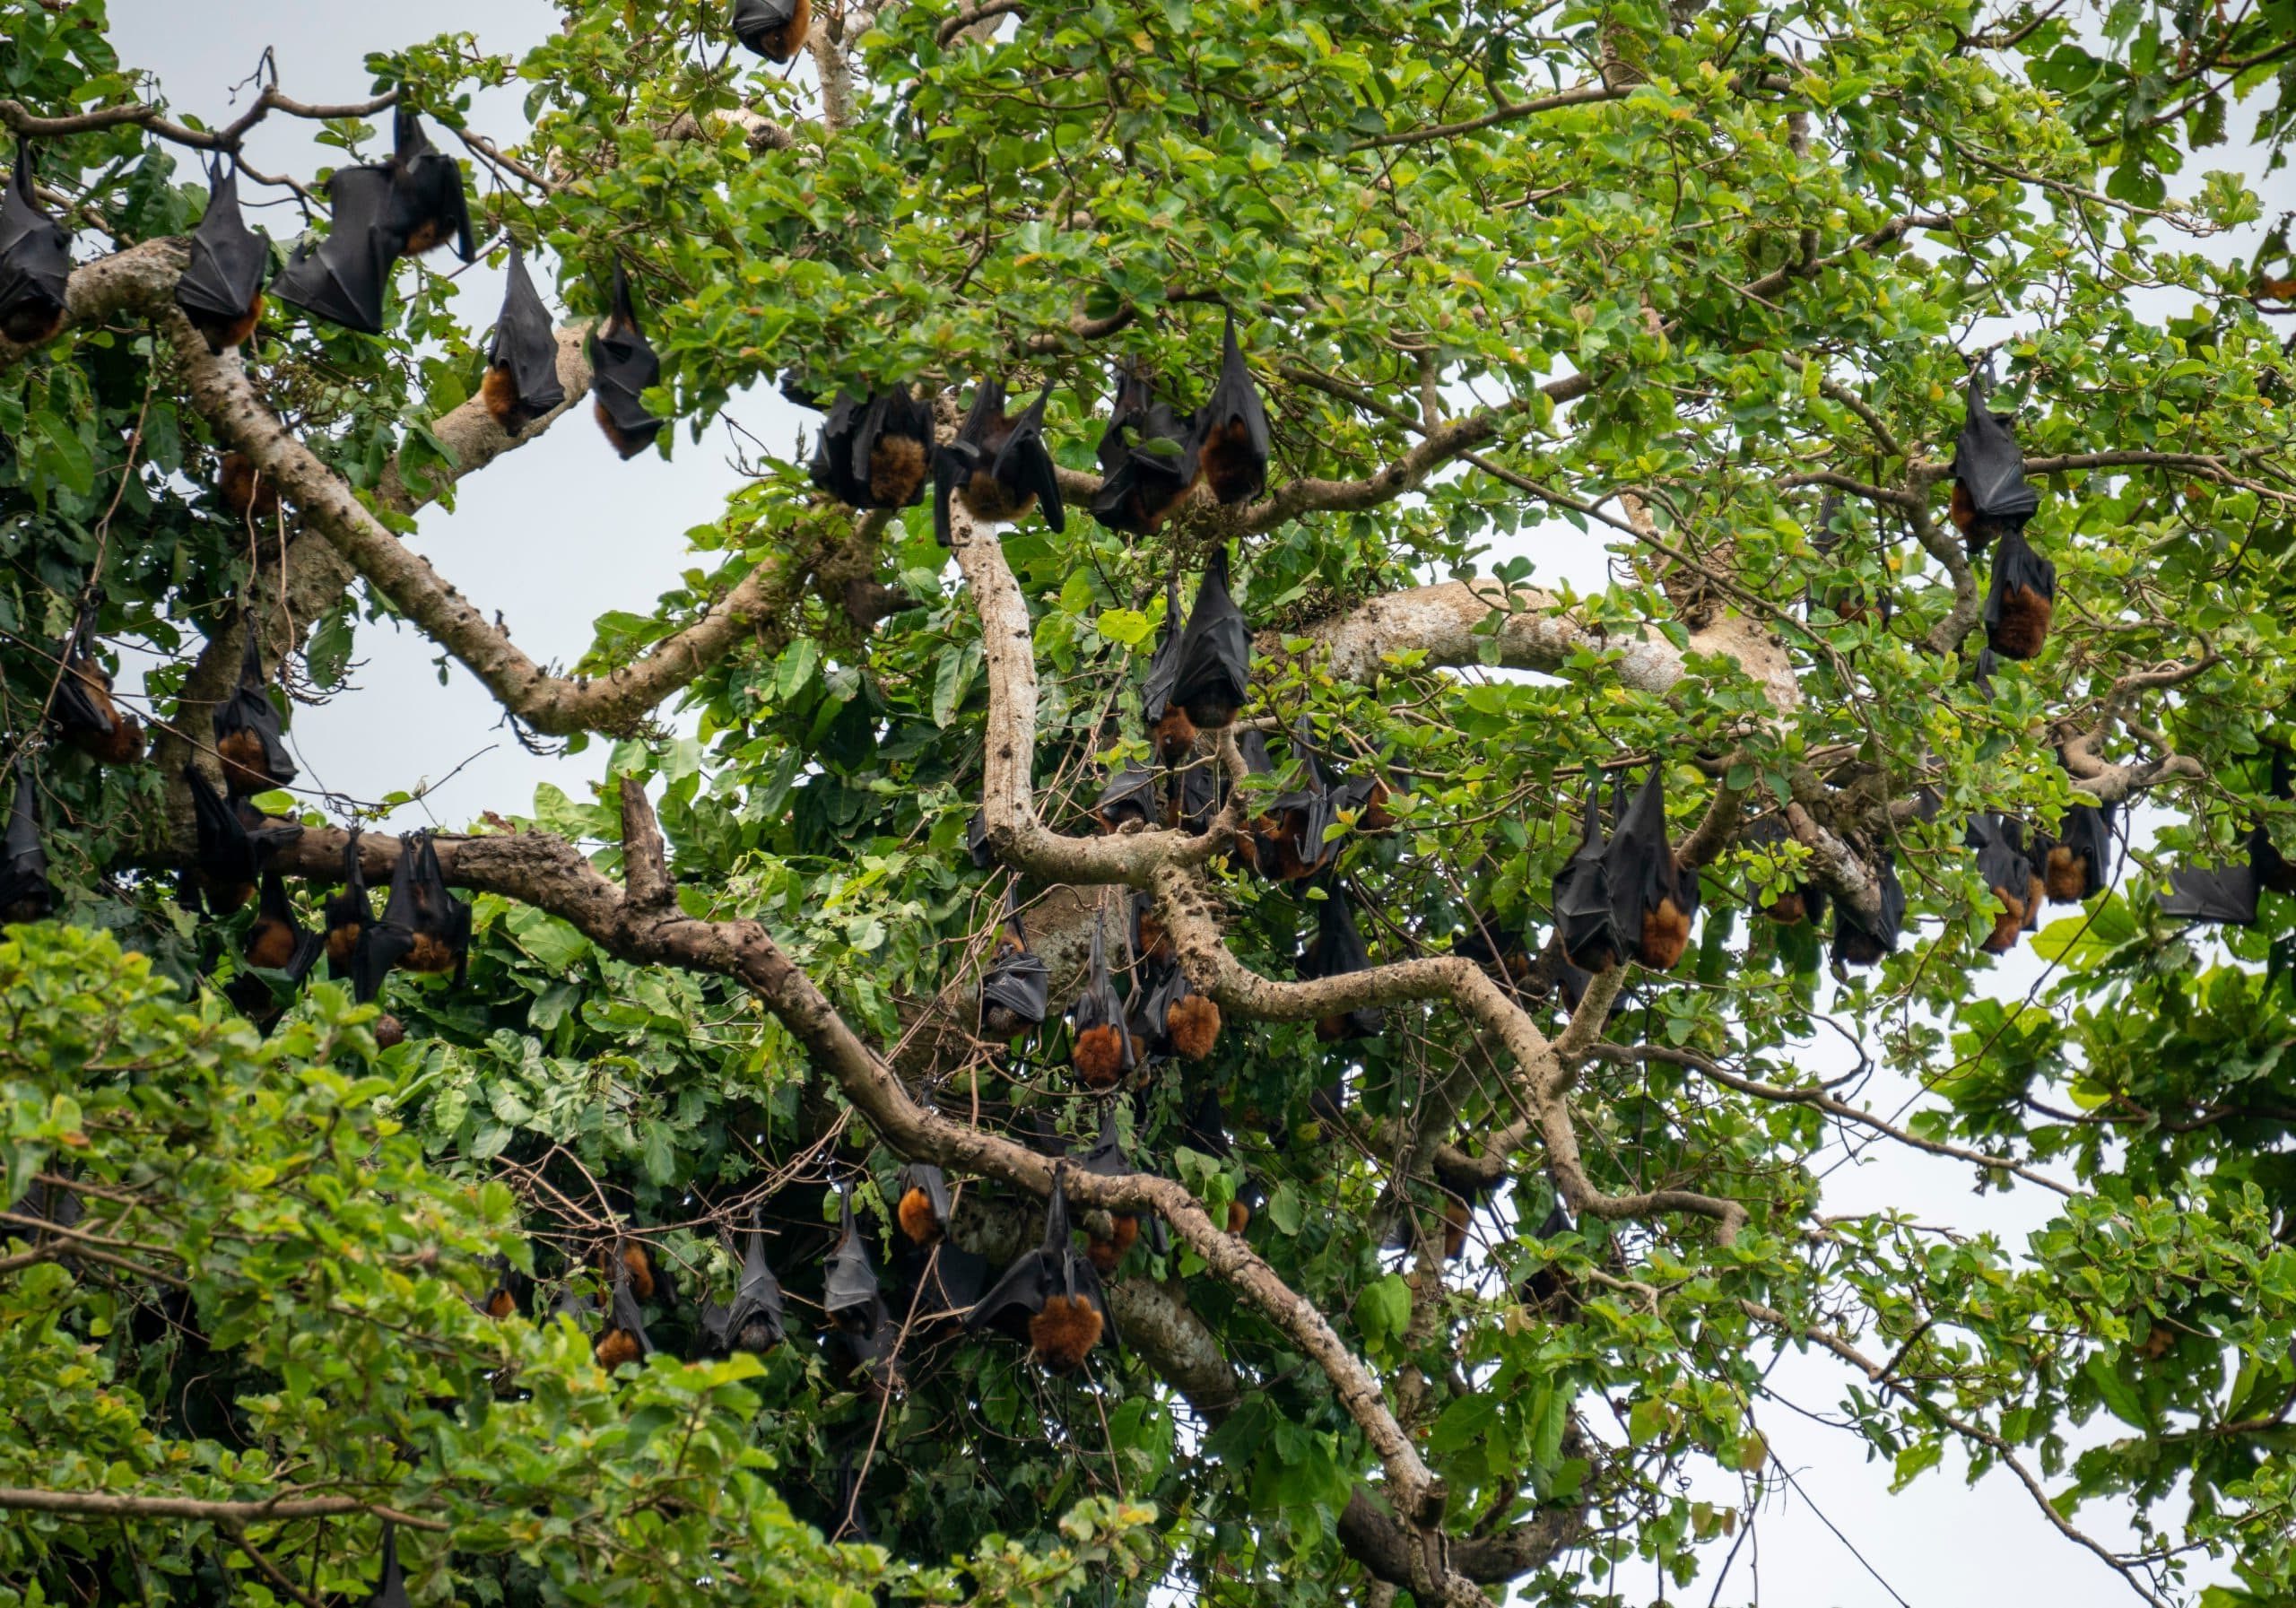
894;1162;952;1247
1069;910;1133;1088
1454;901;1532;984
1167;761;1220;837
2157;830;2267;927
245;868;324;977
1552;783;1618;973
1809;489;1892;626
1831;844;1905;968
1249;718;1342;882
364;1522;413;1608
271;161;398;336
482;246;566;435
1092;361;1201;535
474;1252;529;1321
181;765;300;917
602;1234;672;1305
1192;312;1268;505
1518;1202;1578;1313
1137;960;1222;1061
1072;1105;1170;1271
216;451;279;521
1095;761;1161;834
898;1236;989;1331
934;379;1065;544
595;1272;655;1369
966;809;995;870
1300;882;1383;1042
213;631;297;795
1605;766;1700;971
0;143;71;347
379;110;474;261
1221;726;1278;868
324;827;372;977
733;0;813;63
400;830;473;981
51;604;143;766
174;161;267;354
2038;797;2116;904
2257;745;2296;896
978;889;1049;1039
1949;366;2039;558
823;1287;904;1397
966;1172;1116;1373
807;387;934;510
1142;572;1196;765
701;1212;787;1356
1966;813;2043;954
1169;543;1250;731
1982;526;2056;661
0;763;50;923
589;264;664;459
822;1189;882;1333
1131;887;1171;969
1178;1087;1264;1232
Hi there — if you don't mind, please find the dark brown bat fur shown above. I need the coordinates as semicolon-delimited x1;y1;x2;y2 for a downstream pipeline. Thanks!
218;452;278;519
246;915;300;970
1763;890;1808;926
2044;846;2088;904
897;1186;941;1246
217;728;275;796
405;932;458;974
751;0;812;62
1028;1293;1104;1372
869;433;927;506
1153;708;1198;767
1198;420;1260;506
373;1014;405;1048
1086;1214;1138;1274
961;468;1036;525
1991;586;2052;658
1639;896;1692;970
1226;1200;1252;1234
481;364;522;428
595;398;651;460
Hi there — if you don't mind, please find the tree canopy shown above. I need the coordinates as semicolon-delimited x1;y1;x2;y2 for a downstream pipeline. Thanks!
4;0;2296;1604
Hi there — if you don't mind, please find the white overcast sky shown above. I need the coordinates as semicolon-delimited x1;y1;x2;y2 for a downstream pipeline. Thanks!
97;3;2292;1604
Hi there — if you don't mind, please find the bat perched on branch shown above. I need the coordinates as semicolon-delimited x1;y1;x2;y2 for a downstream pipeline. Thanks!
1092;361;1202;535
51;604;142;766
1300;880;1383;1042
482;246;566;435
934;379;1065;543
1169;543;1251;732
732;0;813;63
1949;364;2040;560
1141;572;1196;765
1983;526;2056;661
895;1161;952;1247
322;826;371;976
379;109;474;261
1604;766;1700;971
173;160;268;354
180;766;299;917
1071;1105;1169;1273
1068;908;1134;1088
0;763;50;923
213;631;297;795
1831;840;1905;968
804;386;934;510
1553;782;1618;973
244;868;323;977
0;143;72;347
967;1170;1116;1373
978;887;1049;1040
822;1188;883;1334
589;264;665;459
1191;312;1269;504
1966;813;2043;954
271;159;397;335
700;1211;786;1356
1094;761;1161;834
595;1271;655;1369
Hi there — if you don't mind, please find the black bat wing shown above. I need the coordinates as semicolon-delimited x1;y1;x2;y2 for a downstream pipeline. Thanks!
1178;1089;1235;1160
967;1250;1057;1336
384;112;475;262
270;164;396;335
0;146;72;329
996;389;1065;532
1602;767;1672;932
607;1278;656;1357
808;392;868;502
174;165;269;344
980;946;1050;1025
369;1523;413;1608
350;921;415;1004
822;1193;881;1318
1141;574;1184;724
912;1242;990;1317
1831;848;1906;960
0;764;48;914
1095;362;1153;476
1194;311;1269;502
1304;884;1384;1036
2158;861;2260;926
490;247;567;425
1982;526;2057;622
587;265;664;455
1952;372;2040;525
215;632;299;788
932;439;977;546
1552;787;1616;968
732;0;802;53
1967;813;2028;895
966;809;995;869
50;653;113;736
1170;543;1252;717
1097;761;1160;824
898;1162;953;1225
2061;803;2116;898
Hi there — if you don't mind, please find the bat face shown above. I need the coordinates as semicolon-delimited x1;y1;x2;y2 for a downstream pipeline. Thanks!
1170;544;1252;732
588;265;665;458
1193;314;1269;505
382;111;475;262
484;248;567;434
0;146;73;349
174;164;270;355
213;633;299;795
732;0;812;62
271;162;399;336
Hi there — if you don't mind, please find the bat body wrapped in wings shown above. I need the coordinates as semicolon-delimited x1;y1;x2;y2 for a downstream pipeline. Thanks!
51;605;142;767
323;827;373;977
806;386;934;510
483;247;567;435
1831;842;1906;968
380;110;474;261
978;889;1050;1039
935;379;1065;543
180;766;300;917
1141;571;1196;765
1068;910;1134;1088
2038;797;2116;904
213;632;298;795
1552;784;1618;973
701;1212;787;1356
595;1272;655;1369
1983;526;2056;661
363;1522;413;1608
1300;880;1383;1042
1094;761;1161;834
245;867;325;978
894;1161;952;1247
732;0;813;63
1169;543;1251;732
967;1171;1117;1373
272;161;398;335
1604;767;1700;971
1072;1106;1170;1272
822;1189;883;1333
174;161;268;354
1966;813;2043;954
1191;313;1269;504
1137;955;1222;1061
589;264;664;459
0;763;50;923
1949;368;2040;559
1093;362;1202;535
0;144;72;347
1248;717;1342;882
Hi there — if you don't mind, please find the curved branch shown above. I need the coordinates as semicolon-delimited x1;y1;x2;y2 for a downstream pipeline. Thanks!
0;1488;444;1532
